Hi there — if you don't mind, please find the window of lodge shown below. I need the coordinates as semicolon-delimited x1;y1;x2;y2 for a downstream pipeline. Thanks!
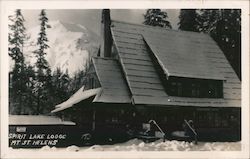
191;83;200;97
170;82;183;96
166;77;223;98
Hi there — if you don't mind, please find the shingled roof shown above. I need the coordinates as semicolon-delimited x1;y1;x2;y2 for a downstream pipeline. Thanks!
107;20;241;108
92;57;131;103
143;33;225;80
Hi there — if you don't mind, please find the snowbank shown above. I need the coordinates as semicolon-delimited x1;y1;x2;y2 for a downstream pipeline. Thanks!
9;139;241;152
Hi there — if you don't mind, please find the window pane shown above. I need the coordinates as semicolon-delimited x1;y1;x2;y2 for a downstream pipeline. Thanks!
166;77;223;98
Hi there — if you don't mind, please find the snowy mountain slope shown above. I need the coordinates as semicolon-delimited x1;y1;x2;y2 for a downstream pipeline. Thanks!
22;20;99;77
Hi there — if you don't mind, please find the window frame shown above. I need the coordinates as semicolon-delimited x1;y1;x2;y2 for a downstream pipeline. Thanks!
166;77;223;98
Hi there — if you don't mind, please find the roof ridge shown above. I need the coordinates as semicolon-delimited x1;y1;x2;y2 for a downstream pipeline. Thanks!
111;19;209;36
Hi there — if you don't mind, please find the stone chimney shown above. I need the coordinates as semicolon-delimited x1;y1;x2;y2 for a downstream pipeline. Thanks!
100;9;113;57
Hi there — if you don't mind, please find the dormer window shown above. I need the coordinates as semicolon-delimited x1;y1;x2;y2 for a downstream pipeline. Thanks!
166;77;223;98
170;82;182;96
207;82;223;98
191;83;200;97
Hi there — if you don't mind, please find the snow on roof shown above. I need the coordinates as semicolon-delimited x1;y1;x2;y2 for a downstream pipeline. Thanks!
142;33;225;80
9;115;76;125
51;86;102;113
111;20;241;108
92;57;131;103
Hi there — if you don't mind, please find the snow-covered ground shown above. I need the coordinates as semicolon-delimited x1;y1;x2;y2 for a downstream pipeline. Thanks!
9;139;241;152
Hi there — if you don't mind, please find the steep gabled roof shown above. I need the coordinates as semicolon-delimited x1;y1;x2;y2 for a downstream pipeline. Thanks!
92;57;131;103
111;20;241;108
143;33;225;80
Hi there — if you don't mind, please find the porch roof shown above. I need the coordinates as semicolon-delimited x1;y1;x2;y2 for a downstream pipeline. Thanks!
51;87;102;113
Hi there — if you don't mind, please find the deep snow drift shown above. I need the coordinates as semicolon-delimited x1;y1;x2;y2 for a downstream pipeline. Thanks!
10;20;99;77
9;139;241;152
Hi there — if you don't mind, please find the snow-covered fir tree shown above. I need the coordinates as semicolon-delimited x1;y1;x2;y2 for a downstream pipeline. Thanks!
33;9;53;114
8;9;31;114
143;9;172;29
9;9;26;60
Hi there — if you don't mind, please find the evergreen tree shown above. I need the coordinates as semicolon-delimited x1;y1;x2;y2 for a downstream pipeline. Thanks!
51;68;70;105
33;9;52;114
68;70;86;96
196;9;220;33
143;9;172;29
25;65;36;114
8;9;29;114
9;10;26;60
178;9;199;32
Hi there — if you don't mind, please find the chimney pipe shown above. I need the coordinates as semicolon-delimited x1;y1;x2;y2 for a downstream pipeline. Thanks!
100;9;112;57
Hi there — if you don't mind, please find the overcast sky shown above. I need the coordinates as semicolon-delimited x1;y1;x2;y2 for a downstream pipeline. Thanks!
22;9;180;35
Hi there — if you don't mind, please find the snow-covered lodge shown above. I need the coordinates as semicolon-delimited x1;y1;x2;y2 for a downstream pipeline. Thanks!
52;10;241;142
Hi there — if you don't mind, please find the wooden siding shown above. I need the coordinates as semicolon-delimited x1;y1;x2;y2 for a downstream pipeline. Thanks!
111;20;241;108
92;57;131;103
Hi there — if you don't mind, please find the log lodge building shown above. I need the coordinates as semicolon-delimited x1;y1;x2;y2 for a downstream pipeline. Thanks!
52;10;241;142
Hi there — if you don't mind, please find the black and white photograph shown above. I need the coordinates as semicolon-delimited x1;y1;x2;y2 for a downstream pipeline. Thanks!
1;0;249;158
